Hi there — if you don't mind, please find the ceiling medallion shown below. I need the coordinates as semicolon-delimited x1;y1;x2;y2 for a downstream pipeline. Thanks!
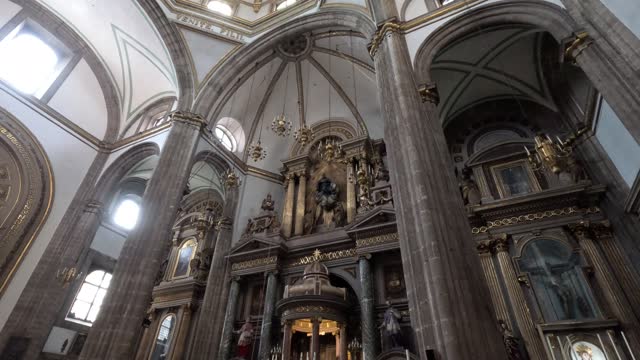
277;33;312;60
271;114;292;137
293;125;314;147
248;140;267;162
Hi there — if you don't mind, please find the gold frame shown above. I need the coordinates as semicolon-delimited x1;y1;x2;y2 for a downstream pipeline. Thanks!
490;159;541;199
171;238;198;279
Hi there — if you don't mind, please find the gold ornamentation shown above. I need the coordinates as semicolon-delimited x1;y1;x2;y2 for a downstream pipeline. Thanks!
169;111;206;129
252;0;261;13
367;19;402;57
418;83;439;104
221;169;241;189
471;206;600;234
564;31;593;64
248;140;267;162
476;239;494;254
290;248;356;267
56;267;82;287
355;233;399;248
293;125;314;147
271;114;292;137
231;256;278;271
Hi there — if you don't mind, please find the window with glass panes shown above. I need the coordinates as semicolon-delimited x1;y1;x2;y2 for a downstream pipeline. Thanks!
67;270;112;324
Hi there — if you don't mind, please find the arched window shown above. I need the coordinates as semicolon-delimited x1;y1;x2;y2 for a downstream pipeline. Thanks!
518;239;599;322
276;0;296;10
215;125;236;152
150;314;176;360
67;270;112;324
113;196;141;230
207;1;233;16
173;239;197;278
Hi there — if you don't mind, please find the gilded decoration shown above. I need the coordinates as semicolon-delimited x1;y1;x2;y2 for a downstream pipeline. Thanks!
289;248;356;267
282;305;335;318
231;256;278;271
355;232;399;248
471;206;601;234
367;19;402;57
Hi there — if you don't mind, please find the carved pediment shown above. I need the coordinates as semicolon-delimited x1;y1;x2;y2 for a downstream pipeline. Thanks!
347;207;396;234
230;237;282;255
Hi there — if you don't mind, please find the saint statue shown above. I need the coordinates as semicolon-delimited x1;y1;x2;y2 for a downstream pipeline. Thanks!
261;194;275;212
460;168;481;206
498;320;523;360
314;175;340;227
234;319;254;359
379;301;402;350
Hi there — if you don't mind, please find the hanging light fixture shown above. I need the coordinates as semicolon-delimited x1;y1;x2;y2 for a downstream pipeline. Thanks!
318;35;346;163
271;63;293;137
294;49;314;147
248;59;272;162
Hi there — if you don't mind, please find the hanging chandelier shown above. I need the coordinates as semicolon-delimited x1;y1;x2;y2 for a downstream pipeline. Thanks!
271;114;292;137
294;125;314;147
248;140;267;162
221;168;241;189
317;137;346;163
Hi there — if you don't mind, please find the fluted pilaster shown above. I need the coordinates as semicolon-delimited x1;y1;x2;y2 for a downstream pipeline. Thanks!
282;174;296;238
494;237;547;359
476;240;512;327
294;174;306;236
80;112;205;359
172;303;194;360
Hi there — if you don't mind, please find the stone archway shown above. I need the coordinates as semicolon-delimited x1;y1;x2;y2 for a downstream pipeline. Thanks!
0;108;54;296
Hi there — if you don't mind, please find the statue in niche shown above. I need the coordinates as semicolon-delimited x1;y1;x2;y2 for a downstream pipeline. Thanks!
379;301;402;350
303;210;314;235
498;320;523;360
372;157;390;183
234;318;254;359
333;201;346;227
261;194;275;212
314;175;342;227
460;168;481;206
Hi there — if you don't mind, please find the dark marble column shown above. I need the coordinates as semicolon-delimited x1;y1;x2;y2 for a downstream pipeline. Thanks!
310;318;320;359
281;321;293;360
79;112;205;360
191;175;240;360
339;323;347;360
367;3;506;359
358;256;376;360
219;278;241;360
258;271;278;359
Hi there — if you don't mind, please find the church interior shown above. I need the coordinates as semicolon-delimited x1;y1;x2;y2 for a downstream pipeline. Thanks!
0;0;640;359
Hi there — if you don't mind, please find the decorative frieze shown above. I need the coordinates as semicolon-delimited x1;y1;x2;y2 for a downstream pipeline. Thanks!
231;256;278;271
288;248;356;267
471;206;600;233
355;232;398;248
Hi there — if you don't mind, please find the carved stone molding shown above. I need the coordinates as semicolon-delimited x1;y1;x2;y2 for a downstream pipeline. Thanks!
169;111;207;129
231;256;278;271
288;248;356;267
355;232;398;248
472;206;601;234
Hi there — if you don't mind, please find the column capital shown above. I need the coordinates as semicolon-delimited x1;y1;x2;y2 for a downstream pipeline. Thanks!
493;234;510;253
169;111;207;129
215;216;233;230
476;239;495;255
358;253;372;261
418;83;440;105
564;31;593;64
567;220;592;240
367;18;402;57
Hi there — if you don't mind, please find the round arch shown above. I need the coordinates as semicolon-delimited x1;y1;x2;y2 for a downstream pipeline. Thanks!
0;108;54;296
413;0;577;83
192;9;376;123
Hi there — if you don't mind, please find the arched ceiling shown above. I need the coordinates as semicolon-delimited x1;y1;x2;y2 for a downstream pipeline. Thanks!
208;29;383;173
36;0;179;127
431;25;557;126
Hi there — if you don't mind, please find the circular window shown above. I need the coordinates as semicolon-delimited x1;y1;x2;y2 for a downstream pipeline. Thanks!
113;198;140;230
215;125;237;152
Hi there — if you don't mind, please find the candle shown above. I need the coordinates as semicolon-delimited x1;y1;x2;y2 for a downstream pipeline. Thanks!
524;146;531;156
406;349;410;360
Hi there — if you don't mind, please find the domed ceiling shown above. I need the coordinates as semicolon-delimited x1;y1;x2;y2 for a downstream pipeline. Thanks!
208;29;383;173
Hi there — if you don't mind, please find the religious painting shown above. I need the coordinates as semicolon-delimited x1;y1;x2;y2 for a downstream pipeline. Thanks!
491;160;540;198
571;342;606;360
173;239;196;278
383;264;406;300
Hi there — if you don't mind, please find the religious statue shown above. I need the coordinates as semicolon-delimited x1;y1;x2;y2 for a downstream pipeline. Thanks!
303;210;314;235
234;319;254;359
314;175;341;227
460;168;481;206
379;301;402;350
372;157;390;183
574;344;594;360
498;320;523;360
333;201;346;227
261;194;275;212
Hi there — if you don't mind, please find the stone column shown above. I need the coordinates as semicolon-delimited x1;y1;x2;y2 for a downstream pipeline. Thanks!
476;240;512;326
171;303;194;360
590;221;640;316
358;256;376;360
0;200;103;358
80;112;206;360
347;162;356;223
367;2;506;356
282;174;296;238
339;323;348;360
294;174;307;236
219;278;241;360
494;237;547;359
569;222;640;345
310;318;320;359
258;272;279;360
282;321;293;360
191;173;240;360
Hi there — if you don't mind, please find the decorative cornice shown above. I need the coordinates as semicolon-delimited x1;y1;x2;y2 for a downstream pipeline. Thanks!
355;232;398;248
471;206;600;234
231;255;278;271
288;248;356;267
367;18;402;57
169;111;207;129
